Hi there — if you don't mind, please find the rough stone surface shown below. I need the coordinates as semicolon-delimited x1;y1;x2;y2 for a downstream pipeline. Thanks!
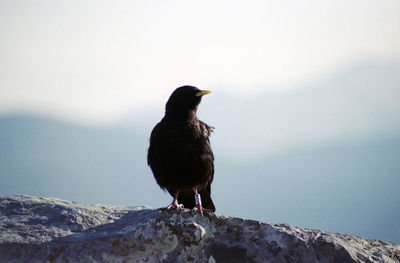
0;195;399;263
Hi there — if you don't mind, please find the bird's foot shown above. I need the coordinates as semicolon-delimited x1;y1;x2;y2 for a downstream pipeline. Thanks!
193;204;210;217
167;200;184;209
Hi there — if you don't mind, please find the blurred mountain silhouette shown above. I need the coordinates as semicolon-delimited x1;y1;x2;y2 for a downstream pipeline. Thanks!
197;60;400;160
1;61;399;244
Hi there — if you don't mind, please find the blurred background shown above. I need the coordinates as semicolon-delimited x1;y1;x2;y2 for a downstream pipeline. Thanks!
1;1;399;243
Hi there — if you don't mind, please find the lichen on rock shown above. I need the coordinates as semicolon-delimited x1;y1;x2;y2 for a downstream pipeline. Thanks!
1;195;399;263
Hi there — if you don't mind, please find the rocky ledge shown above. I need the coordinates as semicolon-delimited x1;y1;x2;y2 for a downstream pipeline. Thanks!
0;195;399;263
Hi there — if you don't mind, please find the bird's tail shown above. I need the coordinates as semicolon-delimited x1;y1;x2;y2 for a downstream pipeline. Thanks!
177;188;216;212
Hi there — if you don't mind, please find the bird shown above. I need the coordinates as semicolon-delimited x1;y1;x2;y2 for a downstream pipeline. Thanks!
147;85;215;213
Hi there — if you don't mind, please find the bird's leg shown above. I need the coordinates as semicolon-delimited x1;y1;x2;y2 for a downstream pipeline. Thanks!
193;188;204;216
167;190;183;209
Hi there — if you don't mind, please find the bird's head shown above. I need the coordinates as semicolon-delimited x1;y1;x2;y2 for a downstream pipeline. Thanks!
165;85;211;119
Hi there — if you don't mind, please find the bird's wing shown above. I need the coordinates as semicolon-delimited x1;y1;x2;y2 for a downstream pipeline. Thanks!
198;120;214;138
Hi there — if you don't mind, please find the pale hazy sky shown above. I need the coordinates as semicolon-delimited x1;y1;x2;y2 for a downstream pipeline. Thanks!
1;0;399;124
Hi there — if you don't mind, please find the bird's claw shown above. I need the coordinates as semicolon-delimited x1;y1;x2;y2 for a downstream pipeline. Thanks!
167;200;184;209
193;205;208;217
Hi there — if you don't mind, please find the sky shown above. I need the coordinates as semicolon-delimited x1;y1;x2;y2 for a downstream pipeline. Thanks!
1;1;400;244
1;0;400;125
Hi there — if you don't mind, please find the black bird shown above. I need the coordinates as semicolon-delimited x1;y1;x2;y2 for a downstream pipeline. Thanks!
147;85;215;212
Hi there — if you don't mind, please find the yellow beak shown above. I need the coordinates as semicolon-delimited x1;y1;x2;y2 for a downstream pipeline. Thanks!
195;90;212;97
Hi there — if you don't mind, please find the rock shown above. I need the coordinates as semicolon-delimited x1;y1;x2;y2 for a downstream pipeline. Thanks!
0;195;399;263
